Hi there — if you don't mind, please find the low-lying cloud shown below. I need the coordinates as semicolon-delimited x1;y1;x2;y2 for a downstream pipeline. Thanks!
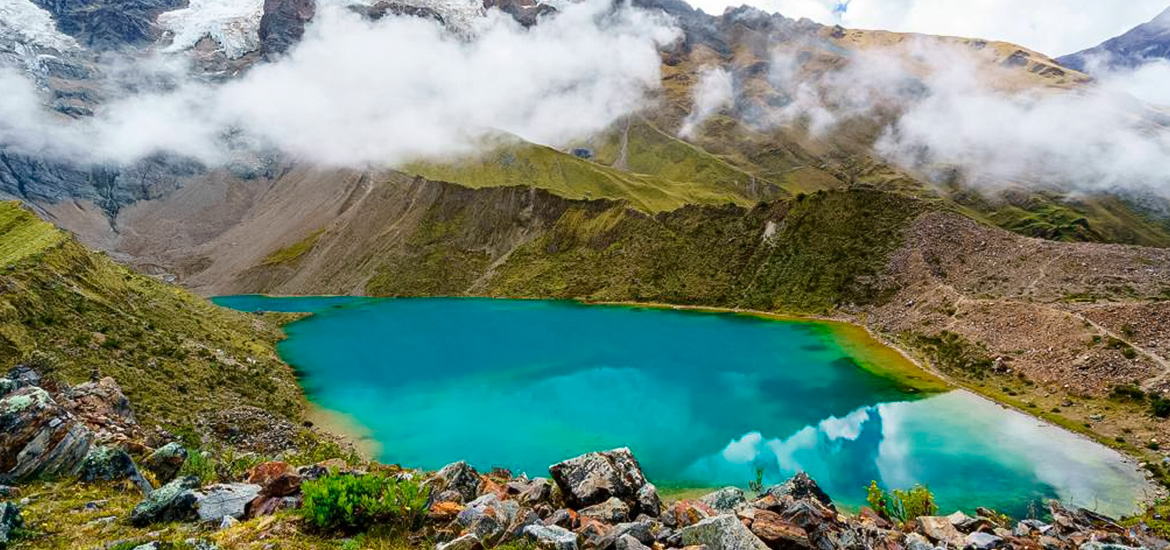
755;39;1170;195
679;66;734;138
0;0;679;168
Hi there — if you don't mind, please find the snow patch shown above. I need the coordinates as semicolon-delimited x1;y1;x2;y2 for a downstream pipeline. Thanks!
157;0;266;59
0;0;77;51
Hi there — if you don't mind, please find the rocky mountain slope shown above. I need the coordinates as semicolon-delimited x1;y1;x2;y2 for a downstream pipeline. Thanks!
1058;7;1170;72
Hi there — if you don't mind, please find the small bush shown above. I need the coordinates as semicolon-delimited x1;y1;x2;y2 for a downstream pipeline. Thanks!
866;481;938;524
1152;396;1170;419
179;450;217;484
1110;385;1146;402
301;472;429;532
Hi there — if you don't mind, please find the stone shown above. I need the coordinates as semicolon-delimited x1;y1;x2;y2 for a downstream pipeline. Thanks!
680;515;770;550
0;387;94;483
615;534;650;550
700;487;747;513
248;495;302;518
457;494;521;544
745;509;810;550
576;517;612;548
763;473;834;511
218;516;239;530
545;508;578;529
610;521;655;545
78;445;152;494
247;461;301;497
918;516;965;548
964;532;1003;550
580;497;631;524
438;533;484;550
431;461;482;504
518;478;555;506
903;533;937;550
508;508;543;540
429;500;465;522
145;443;188;484
0;502;23;548
663;499;717;529
525;524;580;550
62;377;137;435
132;543;161;550
776;499;834;533
549;448;653;515
193;483;262;523
637;484;661;518
130;476;200;526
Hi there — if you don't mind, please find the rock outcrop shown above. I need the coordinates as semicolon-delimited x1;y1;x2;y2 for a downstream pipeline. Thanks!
129;476;200;526
258;0;316;57
549;448;660;517
0;386;94;483
144;442;188;484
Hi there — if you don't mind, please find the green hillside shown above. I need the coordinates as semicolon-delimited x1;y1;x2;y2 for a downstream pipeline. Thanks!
0;201;304;428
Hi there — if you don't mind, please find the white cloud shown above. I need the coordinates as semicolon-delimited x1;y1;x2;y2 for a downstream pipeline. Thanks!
683;0;1167;57
0;0;679;167
680;66;734;138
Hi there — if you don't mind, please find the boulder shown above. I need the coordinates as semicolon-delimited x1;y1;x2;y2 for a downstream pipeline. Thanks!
544;508;579;529
78;446;152;494
965;532;1003;550
145;443;188;484
615;534;650;550
0;386;94;483
130;476;201;526
699;487;747;513
903;533;937;550
525;524;580;550
247;461;301;497
517;477;555;506
580;497;631;524
576;517;612;548
438;533;484;550
609;521;655;545
431;461;482;504
662;499;717;529
247;495;302;518
637;484;661;518
918;516;965;548
549;448;655;516
62;377;137;437
0;502;23;548
457;494;521;543
1079;544;1144;550
193;483;262;523
429;501;466;522
744;509;810;550
762;473;834;511
679;514;770;550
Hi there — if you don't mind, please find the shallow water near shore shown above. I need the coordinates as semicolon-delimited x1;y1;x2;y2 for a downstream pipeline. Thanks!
214;295;1152;517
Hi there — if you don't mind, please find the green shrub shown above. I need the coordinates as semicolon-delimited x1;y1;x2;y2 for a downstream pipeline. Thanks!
866;481;938;524
1152;396;1170;419
1110;385;1146;402
179;450;217;484
301;472;430;532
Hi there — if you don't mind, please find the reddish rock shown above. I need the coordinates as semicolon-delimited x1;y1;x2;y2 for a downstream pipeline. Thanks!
663;499;717;528
431;501;467;522
748;509;811;550
248;461;302;497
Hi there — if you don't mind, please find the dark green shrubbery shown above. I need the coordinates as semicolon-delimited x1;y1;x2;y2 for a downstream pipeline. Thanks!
866;481;938;524
301;472;430;532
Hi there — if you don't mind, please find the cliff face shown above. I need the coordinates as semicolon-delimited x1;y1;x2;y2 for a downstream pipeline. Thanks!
258;0;315;58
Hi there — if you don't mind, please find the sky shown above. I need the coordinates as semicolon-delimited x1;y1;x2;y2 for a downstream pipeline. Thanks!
683;0;1170;57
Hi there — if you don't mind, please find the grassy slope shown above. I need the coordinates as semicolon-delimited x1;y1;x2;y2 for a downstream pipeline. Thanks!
398;134;774;213
0;201;304;428
363;187;926;315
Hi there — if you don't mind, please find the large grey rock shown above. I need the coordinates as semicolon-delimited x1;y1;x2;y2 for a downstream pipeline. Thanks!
679;514;769;550
615;534;650;550
524;524;579;550
549;448;656;516
965;532;1003;550
637;483;661;517
193;483;262;523
130;476;200;526
580;497;630;524
763;473;834;511
457;493;521;544
144;443;188;484
0;386;94;483
78;446;152;494
430;461;481;504
0;502;23;548
699;487;746;513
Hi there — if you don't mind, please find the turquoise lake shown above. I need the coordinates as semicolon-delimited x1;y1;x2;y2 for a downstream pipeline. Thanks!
214;295;1151;517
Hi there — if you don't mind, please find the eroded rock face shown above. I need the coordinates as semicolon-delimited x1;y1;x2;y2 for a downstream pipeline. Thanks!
258;0;316;57
549;448;657;517
0;386;94;483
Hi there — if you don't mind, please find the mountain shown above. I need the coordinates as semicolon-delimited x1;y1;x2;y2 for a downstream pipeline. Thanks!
1058;7;1170;72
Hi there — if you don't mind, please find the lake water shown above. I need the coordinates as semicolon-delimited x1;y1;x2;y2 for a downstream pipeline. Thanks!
214;295;1151;517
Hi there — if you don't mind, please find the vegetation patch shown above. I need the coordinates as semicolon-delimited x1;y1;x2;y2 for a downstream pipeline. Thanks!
301;473;429;533
263;229;326;266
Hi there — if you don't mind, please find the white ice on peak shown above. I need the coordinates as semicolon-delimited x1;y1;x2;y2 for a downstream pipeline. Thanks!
157;0;266;59
154;0;490;60
0;0;77;51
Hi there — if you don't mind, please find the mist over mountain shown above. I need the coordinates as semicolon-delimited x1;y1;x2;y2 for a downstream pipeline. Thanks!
1058;7;1170;72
